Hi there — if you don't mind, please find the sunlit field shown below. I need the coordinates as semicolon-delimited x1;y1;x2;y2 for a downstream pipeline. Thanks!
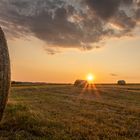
0;83;140;140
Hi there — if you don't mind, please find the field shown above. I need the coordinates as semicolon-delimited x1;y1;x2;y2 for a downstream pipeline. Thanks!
0;84;140;140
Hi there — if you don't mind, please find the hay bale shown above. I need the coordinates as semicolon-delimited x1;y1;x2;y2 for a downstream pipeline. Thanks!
74;80;88;88
0;27;11;121
117;80;126;85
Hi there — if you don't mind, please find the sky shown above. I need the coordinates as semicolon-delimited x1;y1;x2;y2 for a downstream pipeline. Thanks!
0;0;140;83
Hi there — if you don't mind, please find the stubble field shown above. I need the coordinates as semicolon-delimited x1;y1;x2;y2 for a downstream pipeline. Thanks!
0;83;140;140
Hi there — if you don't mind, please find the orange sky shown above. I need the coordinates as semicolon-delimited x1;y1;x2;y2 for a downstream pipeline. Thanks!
8;34;140;83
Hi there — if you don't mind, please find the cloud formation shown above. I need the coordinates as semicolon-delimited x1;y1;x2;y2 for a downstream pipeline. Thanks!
86;0;133;19
0;0;139;53
110;73;118;77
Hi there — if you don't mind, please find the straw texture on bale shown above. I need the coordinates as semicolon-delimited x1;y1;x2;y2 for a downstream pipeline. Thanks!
0;27;11;121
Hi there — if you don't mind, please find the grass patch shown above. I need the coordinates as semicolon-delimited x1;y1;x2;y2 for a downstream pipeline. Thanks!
0;84;140;139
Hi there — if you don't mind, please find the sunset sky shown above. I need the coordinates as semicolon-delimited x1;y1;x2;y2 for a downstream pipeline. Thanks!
0;0;140;83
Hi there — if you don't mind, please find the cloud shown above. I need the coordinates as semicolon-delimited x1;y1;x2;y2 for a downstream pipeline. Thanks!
136;8;140;20
110;73;118;77
0;0;139;54
86;0;133;20
86;0;120;20
44;47;61;55
110;10;136;35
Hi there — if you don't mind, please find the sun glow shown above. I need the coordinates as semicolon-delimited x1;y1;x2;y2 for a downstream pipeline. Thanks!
86;73;95;83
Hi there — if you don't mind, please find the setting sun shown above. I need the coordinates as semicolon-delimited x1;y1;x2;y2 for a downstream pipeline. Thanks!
86;73;95;83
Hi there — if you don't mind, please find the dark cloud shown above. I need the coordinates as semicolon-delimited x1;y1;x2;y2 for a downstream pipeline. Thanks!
86;0;121;20
110;10;136;34
11;1;29;9
86;0;133;20
136;8;140;20
0;0;139;54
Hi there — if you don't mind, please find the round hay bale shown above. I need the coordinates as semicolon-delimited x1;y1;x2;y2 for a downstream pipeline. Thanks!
0;27;11;121
117;80;126;85
74;80;88;88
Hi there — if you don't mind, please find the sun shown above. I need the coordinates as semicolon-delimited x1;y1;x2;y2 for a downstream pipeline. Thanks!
86;73;95;83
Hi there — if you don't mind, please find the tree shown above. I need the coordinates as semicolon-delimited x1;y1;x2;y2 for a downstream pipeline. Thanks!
0;27;11;121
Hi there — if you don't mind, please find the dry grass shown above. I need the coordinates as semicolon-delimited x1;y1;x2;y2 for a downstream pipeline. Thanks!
0;84;140;140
